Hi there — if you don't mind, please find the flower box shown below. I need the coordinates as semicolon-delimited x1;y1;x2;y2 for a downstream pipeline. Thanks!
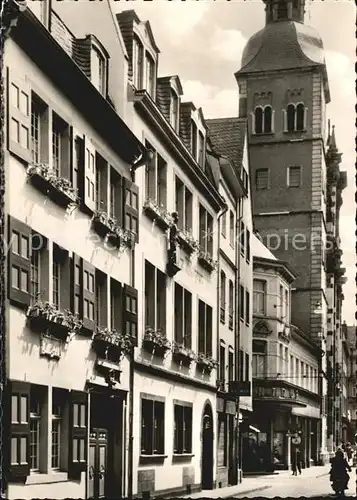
177;230;199;255
172;342;195;364
92;327;134;362
92;210;135;249
27;164;78;208
27;301;82;341
143;198;173;231
143;327;171;356
196;353;218;372
197;250;217;273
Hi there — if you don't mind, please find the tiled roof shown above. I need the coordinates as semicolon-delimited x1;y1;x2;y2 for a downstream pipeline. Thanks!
238;21;326;75
206;117;246;172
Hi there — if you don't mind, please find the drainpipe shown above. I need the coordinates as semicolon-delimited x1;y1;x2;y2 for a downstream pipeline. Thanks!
234;197;244;483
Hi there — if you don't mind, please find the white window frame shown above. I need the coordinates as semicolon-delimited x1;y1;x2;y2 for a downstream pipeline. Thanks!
287;165;302;188
253;279;266;315
91;44;107;96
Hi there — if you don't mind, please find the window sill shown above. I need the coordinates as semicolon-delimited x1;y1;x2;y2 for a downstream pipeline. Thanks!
252;132;274;137
283;130;307;134
172;453;194;463
139;454;167;465
27;471;69;485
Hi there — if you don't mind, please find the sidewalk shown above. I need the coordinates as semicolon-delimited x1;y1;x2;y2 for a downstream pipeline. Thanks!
182;465;331;499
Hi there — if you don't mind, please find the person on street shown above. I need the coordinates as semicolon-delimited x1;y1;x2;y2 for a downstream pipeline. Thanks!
330;448;351;490
291;448;302;476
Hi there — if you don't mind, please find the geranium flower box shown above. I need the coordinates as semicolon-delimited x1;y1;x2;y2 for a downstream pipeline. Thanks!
27;164;78;208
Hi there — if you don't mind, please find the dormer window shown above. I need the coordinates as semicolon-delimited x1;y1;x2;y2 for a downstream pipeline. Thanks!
91;46;107;95
191;120;197;159
145;53;155;98
170;90;179;131
285;103;306;132
253;105;273;134
133;37;144;89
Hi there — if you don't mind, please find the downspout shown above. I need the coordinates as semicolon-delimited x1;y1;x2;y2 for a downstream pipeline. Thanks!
235;196;244;483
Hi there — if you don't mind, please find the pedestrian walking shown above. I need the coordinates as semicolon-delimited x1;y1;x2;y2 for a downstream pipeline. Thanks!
292;448;302;475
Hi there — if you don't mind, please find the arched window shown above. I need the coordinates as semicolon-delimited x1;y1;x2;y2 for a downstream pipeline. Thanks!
254;107;263;134
287;104;296;132
296;103;305;131
263;106;272;133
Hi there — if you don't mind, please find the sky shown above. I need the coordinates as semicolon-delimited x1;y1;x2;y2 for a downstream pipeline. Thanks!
113;0;356;325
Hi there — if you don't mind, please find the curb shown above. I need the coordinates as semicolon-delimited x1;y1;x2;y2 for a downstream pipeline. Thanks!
220;485;272;498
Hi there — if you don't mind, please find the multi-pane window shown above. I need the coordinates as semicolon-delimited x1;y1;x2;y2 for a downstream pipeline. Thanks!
287;166;302;187
239;284;244;321
29;387;42;471
145;53;155;98
91;46;106;95
229;211;234;246
31;99;40;164
256;168;269;190
286;103;305;132
30;248;40;302
191;120;197;160
145;261;166;333
252;340;267;378
285;289;289;323
133;38;144;89
175;176;193;232
52;259;60;309
84;269;95;321
198;131;205;167
228;350;234;382
170;90;179;131
198;299;213;357
145;141;167;208
174;283;192;347
253;279;266;315
174;404;192;454
220;271;226;324
51;394;62;469
245;290;250;324
240;221;245;256
141;398;165;455
228;280;234;330
52;118;61;177
279;285;284;319
199;204;213;256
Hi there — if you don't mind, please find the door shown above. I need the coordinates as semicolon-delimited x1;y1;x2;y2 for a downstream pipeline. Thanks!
201;404;214;490
88;428;108;499
228;415;236;485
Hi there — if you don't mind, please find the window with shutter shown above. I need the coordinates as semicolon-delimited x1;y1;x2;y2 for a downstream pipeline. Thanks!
95;270;107;328
83;136;96;212
109;168;122;223
7;69;32;164
53;244;71;311
110;278;122;332
9;380;31;481
123;178;139;243
72;131;84;200
123;284;138;346
95;153;108;213
72;254;82;319
8;216;31;308
245;290;250;325
68;390;88;478
198;299;212;356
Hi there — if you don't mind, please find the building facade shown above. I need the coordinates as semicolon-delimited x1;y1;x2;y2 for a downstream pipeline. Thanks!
3;1;144;499
235;0;347;461
245;234;321;473
341;324;357;444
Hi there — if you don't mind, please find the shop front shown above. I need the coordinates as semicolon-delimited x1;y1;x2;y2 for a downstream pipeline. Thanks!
243;379;321;474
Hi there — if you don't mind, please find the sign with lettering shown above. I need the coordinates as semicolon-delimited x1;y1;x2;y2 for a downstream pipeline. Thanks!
229;381;251;397
40;333;63;360
253;385;299;401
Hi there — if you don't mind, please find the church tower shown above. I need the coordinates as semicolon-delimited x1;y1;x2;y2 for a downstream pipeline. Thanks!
235;0;346;459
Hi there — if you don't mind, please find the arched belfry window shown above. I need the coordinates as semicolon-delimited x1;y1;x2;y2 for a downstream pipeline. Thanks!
296;103;305;131
263;106;272;134
287;104;296;132
254;107;263;134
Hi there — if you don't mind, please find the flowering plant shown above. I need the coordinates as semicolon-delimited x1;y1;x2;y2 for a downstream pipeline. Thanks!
196;353;218;370
143;198;174;227
93;209;135;248
27;163;78;203
177;229;200;253
143;326;171;350
27;301;83;332
93;327;134;354
172;341;195;360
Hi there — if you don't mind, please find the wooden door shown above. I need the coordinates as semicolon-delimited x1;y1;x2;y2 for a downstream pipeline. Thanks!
88;429;108;499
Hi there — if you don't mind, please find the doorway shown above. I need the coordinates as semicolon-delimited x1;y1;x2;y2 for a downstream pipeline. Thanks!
201;402;214;490
88;391;124;499
228;415;236;485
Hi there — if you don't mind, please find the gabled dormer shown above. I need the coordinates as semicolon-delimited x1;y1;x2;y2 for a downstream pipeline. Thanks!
179;102;207;168
156;75;183;133
116;9;160;100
